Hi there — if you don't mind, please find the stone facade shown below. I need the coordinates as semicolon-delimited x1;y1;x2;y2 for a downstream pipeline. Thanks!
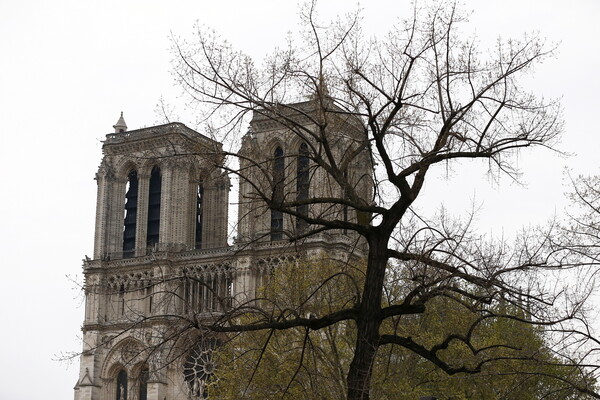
74;105;370;400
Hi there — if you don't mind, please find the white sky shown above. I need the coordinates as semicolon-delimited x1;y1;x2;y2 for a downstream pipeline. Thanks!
0;1;598;399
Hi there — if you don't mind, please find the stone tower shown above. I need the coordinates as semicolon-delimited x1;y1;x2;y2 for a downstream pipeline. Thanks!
74;104;371;399
74;116;231;400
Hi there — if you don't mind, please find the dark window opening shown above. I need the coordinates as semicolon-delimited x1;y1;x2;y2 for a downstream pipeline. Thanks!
123;170;138;258
296;143;309;233
195;184;204;249
116;369;128;400
139;368;149;400
146;166;161;248
271;147;284;241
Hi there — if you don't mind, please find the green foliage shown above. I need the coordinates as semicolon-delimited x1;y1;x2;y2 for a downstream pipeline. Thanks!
209;258;595;399
211;256;360;399
374;296;592;400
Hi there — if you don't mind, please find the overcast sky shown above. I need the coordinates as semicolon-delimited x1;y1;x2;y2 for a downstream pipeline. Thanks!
0;1;599;399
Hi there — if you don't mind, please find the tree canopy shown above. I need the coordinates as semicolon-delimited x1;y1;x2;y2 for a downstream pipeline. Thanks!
166;2;600;399
209;259;594;400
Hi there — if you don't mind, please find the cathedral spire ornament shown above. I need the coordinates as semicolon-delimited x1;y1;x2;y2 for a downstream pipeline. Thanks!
113;112;127;133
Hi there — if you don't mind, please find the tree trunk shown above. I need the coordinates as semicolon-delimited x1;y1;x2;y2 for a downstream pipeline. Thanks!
346;238;387;400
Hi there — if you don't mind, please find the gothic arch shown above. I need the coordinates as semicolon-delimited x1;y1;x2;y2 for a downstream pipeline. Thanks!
138;159;163;178
130;361;150;400
102;363;128;400
265;136;286;157
296;142;310;169
288;135;312;155
105;362;127;381
100;337;147;380
115;160;140;181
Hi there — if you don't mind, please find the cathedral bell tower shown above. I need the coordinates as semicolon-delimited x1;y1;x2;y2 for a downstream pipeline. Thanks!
74;115;230;400
93;114;229;258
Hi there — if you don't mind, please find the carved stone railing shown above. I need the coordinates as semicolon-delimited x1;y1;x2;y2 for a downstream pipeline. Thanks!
236;232;355;250
85;244;234;269
84;233;358;270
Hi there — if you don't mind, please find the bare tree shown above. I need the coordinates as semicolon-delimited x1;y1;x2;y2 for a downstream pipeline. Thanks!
112;2;599;399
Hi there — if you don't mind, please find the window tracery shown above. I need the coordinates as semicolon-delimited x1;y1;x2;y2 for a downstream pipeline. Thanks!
183;337;220;399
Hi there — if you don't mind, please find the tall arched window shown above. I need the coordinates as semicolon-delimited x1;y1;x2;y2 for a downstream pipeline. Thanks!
116;369;128;400
271;147;284;241
123;170;138;258
146;166;161;248
139;367;149;400
195;184;204;249
296;143;309;233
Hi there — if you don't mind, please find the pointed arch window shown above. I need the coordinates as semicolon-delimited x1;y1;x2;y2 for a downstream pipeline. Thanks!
195;184;204;249
146;166;161;248
139;367;149;400
123;170;138;258
296;143;310;233
116;369;128;400
271;147;284;241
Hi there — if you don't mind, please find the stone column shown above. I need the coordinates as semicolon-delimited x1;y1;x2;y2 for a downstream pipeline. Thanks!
168;162;192;250
135;172;150;256
187;176;198;249
233;256;253;306
93;171;108;259
106;176;126;257
202;173;229;248
158;165;173;251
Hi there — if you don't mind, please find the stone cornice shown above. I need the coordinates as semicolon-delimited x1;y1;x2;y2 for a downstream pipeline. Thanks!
103;122;222;156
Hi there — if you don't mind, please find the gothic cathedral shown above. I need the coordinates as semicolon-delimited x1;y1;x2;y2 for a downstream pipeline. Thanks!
74;101;371;400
